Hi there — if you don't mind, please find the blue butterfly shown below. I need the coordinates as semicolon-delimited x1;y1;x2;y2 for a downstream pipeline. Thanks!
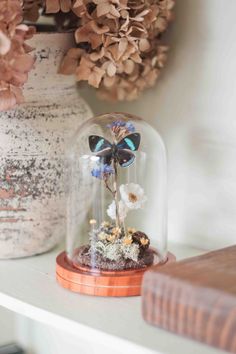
89;133;141;167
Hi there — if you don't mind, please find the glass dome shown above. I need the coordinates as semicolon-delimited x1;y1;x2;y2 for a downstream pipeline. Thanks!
57;112;169;296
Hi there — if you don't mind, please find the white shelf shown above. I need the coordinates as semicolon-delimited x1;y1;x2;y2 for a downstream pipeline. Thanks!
0;243;225;354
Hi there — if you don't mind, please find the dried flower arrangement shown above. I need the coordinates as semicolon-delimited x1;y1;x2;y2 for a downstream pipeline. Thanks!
0;0;35;111
0;0;174;111
75;120;155;271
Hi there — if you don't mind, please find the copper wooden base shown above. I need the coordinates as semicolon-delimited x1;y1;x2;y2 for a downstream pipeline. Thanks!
56;251;176;297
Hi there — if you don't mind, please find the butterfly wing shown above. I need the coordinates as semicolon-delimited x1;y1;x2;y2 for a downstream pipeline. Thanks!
89;135;112;153
96;149;113;165
116;150;135;168
89;135;113;165
116;133;141;152
116;133;140;167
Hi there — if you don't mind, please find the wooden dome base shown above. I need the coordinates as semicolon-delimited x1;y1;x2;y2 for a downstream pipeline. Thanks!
56;251;176;297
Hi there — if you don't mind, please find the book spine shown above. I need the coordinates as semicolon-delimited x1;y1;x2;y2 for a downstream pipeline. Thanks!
142;271;236;353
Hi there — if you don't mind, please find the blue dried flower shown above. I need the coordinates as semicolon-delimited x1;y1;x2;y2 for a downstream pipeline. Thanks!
91;168;102;179
103;164;115;174
107;120;126;129
107;120;136;133
126;121;135;133
91;164;114;180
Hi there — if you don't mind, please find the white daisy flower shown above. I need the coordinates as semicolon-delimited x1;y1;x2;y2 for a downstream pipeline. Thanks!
107;200;127;221
120;183;147;210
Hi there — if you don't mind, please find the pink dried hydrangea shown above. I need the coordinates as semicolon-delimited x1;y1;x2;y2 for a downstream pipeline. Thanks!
0;0;35;111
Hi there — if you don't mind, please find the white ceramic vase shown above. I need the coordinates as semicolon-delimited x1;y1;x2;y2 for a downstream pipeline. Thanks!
0;33;92;258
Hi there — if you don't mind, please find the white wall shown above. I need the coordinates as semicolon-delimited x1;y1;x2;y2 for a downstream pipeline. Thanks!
83;0;236;250
0;306;15;345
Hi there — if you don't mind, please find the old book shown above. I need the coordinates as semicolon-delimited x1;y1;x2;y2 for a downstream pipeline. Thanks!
142;245;236;353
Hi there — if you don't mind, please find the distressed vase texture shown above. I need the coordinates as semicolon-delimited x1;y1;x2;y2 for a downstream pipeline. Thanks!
0;33;92;258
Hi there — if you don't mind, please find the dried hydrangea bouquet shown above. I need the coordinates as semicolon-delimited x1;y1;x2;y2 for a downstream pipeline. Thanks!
75;119;155;271
0;0;174;111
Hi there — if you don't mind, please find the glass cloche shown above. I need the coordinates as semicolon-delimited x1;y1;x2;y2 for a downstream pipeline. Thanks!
56;113;174;297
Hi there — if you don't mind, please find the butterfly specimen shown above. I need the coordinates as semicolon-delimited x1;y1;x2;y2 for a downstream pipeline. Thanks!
89;133;141;167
